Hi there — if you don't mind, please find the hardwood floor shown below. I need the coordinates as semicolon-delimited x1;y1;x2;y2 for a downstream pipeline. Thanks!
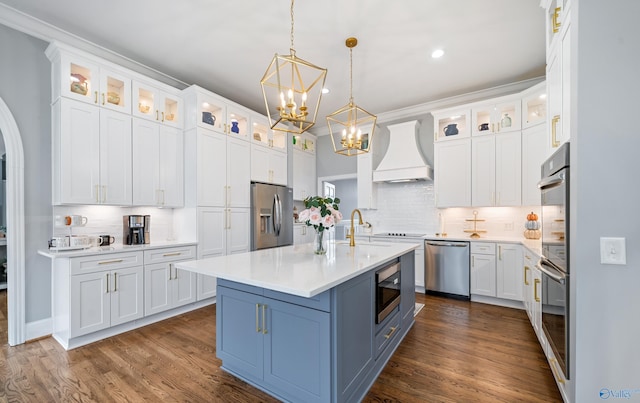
0;293;562;402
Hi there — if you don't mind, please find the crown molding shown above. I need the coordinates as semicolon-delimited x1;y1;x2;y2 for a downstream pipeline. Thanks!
312;76;545;136
0;3;188;89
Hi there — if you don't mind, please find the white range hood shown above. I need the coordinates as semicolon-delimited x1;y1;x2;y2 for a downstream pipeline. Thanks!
372;120;433;183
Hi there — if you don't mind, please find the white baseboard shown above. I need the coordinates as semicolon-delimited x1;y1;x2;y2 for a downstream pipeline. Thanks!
26;317;52;341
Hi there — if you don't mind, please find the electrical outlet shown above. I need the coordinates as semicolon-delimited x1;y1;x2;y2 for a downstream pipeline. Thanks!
600;237;626;265
504;222;514;231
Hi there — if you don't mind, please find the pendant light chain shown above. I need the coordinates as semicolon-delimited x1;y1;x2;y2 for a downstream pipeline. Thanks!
349;46;354;104
290;0;295;52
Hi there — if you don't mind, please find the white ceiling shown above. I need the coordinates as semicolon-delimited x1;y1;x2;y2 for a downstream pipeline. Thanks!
0;0;545;129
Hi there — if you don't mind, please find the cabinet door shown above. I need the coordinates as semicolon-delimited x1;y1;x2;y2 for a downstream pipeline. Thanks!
470;253;496;296
414;246;425;289
144;262;171;316
293;150;316;201
357;153;377;209
159;125;184;207
58;98;100;204
197;274;217;301
60;55;100;104
496;244;523;301
495;132;522;206
197;130;227;207
132;118;160;205
522;125;548;206
99;68;132;114
250;145;270;184
198;207;226;258
270;150;288;186
227;137;251;207
110;266;144;326
435;140;471;207
132;81;158;122
471;136;495;206
228;208;250;254
216;286;264;380
172;263;197;308
99;109;132;205
70;271;110;337
263;297;331;403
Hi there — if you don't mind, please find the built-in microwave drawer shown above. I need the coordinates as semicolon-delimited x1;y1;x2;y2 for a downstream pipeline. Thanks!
471;242;495;255
70;251;143;275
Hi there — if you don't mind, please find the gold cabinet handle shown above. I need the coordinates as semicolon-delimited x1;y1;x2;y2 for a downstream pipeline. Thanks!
161;111;165;122
113;272;117;292
552;7;561;34
472;255;475;267
534;278;541;302
168;263;173;280
384;326;397;339
498;245;502;260
101;92;105;105
550;358;566;384
551;115;561;147
524;266;530;285
106;273;110;293
95;185;100;203
102;185;107;203
99;259;124;265
262;304;268;334
256;304;261;333
94;91;98;104
163;252;182;257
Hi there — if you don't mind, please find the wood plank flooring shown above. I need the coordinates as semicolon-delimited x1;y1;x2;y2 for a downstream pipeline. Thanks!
0;292;562;402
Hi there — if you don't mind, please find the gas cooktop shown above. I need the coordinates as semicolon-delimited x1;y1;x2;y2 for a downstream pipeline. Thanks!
372;232;427;238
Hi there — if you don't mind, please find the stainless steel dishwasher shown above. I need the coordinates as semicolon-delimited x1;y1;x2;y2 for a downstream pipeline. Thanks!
425;240;470;299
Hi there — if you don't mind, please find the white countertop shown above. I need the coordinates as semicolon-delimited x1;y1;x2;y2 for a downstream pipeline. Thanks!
37;240;198;259
176;241;420;298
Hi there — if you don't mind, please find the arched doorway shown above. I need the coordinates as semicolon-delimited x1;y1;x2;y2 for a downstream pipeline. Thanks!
0;96;26;346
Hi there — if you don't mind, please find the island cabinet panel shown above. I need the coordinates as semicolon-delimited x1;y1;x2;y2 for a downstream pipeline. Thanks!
400;252;417;327
333;272;375;403
216;283;331;403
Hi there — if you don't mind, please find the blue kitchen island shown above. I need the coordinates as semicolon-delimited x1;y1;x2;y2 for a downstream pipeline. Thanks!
176;241;418;403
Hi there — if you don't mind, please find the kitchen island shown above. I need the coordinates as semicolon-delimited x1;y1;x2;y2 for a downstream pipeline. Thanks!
176;241;419;403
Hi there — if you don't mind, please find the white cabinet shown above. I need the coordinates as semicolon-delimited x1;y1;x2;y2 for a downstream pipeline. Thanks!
521;124;548;206
546;2;571;152
523;251;545;349
357;152;378;209
132;118;184;207
293;149;316;200
470;242;496;296
471;132;521;207
496;243;523;301
521;82;547;130
251;116;288;153
53;97;132;205
183;85;251;140
432;108;471;142
293;224;316;245
132;80;183;129
251;144;287;186
471;97;521;135
434;139;471;207
143;246;197;316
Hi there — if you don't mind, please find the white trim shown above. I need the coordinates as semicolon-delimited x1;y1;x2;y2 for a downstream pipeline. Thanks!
25;317;52;341
0;96;26;346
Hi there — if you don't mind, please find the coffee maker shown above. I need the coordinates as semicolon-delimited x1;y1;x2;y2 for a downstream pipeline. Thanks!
123;215;150;245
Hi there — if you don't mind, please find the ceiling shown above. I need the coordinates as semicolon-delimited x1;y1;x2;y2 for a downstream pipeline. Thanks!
0;0;546;130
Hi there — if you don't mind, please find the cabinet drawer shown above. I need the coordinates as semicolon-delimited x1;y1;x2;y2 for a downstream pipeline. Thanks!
471;242;496;255
143;245;196;264
375;310;401;358
70;251;143;275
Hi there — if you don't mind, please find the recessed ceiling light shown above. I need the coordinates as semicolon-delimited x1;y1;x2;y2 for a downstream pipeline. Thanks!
431;49;444;59
322;88;330;94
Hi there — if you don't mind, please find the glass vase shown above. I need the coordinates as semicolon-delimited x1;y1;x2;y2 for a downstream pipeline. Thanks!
314;229;327;255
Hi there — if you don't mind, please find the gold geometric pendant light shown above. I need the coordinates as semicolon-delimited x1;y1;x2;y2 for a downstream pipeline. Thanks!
327;37;377;156
260;0;327;135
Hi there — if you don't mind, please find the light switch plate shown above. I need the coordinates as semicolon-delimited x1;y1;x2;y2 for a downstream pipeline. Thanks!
600;237;626;265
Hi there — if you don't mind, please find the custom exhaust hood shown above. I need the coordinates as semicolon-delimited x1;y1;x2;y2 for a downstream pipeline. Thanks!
372;120;433;183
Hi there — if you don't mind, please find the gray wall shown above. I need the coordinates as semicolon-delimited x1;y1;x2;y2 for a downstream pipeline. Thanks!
0;24;52;322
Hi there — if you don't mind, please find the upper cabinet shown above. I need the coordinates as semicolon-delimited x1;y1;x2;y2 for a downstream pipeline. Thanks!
433;108;471;142
521;82;547;129
47;48;132;114
132;81;183;129
471;96;521;136
251;116;287;153
183;85;250;141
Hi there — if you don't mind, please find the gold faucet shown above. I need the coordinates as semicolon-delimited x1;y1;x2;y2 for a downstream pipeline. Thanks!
346;209;363;247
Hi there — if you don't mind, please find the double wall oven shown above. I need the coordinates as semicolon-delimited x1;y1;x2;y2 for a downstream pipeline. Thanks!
537;142;570;380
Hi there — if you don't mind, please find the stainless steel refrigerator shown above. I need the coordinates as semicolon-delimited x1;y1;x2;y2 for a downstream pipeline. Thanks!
250;182;293;250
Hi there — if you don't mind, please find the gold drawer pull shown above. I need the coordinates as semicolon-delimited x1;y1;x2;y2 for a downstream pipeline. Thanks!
524;266;530;285
384;326;397;339
550;358;565;384
163;252;182;257
534;278;541;302
98;259;124;265
256;304;261;333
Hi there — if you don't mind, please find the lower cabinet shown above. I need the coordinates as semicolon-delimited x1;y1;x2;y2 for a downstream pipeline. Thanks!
471;242;523;301
217;284;331;403
523;251;546;350
294;224;316;245
70;265;143;338
143;246;197;316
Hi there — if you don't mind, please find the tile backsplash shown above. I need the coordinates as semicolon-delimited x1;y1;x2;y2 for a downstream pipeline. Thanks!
361;182;540;240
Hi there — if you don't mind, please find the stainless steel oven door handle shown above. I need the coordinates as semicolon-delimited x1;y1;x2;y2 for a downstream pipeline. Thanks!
537;259;566;284
537;172;565;190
